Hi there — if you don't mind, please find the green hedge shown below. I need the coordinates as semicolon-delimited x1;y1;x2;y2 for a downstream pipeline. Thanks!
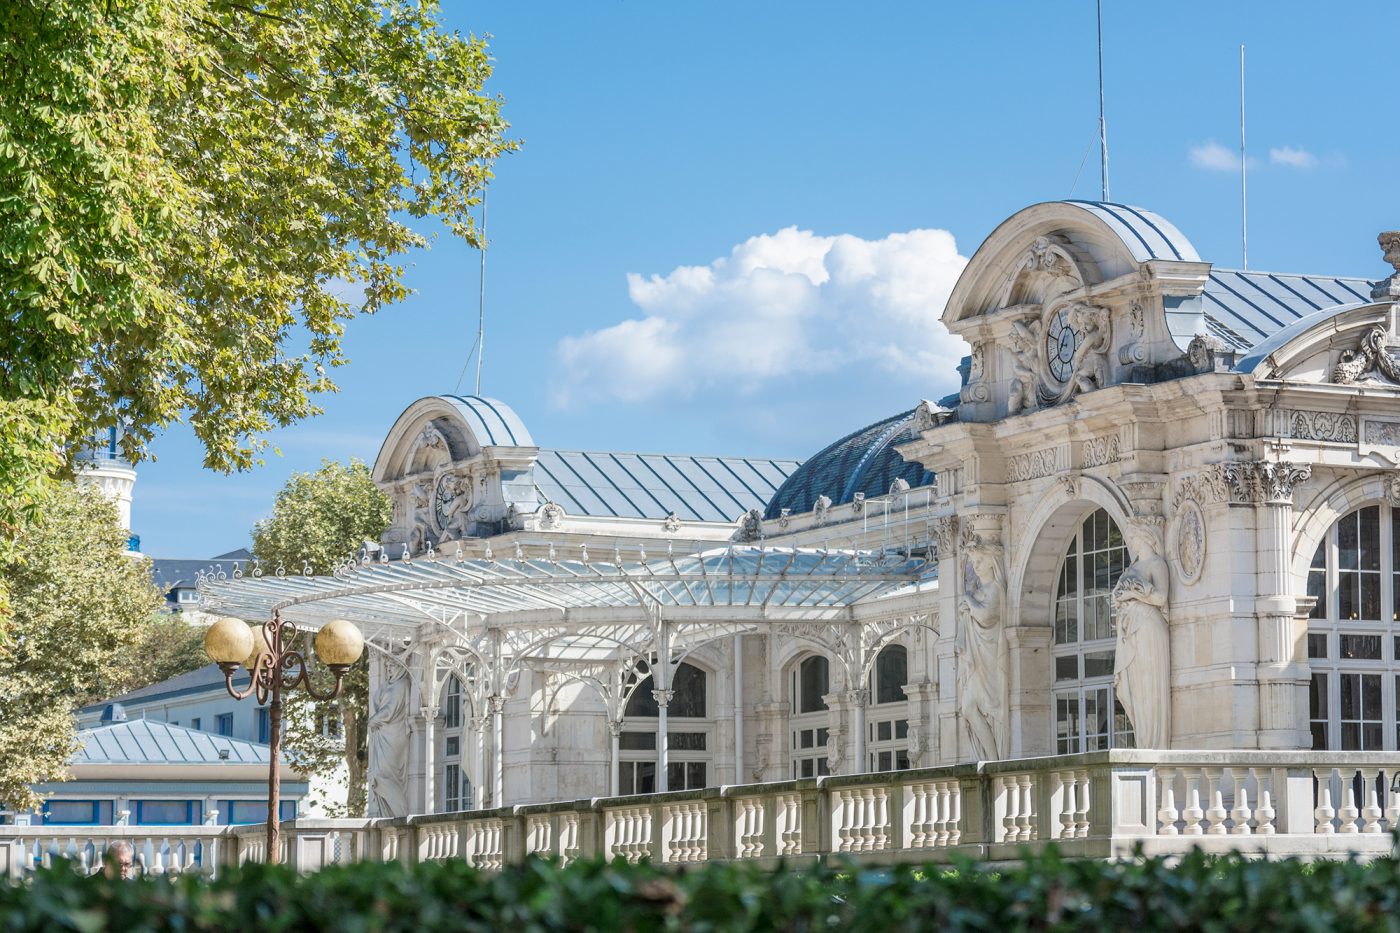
3;846;1400;932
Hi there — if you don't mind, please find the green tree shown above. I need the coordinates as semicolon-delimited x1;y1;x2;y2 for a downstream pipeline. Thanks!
0;0;515;535
251;458;391;816
0;485;162;811
82;612;212;708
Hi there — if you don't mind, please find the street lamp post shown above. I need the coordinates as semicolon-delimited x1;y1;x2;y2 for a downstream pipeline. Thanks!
204;613;364;864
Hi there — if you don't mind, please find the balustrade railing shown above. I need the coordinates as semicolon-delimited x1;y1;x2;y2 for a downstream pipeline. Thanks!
6;751;1399;879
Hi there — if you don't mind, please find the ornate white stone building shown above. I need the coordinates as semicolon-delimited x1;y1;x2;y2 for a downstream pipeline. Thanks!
199;201;1400;853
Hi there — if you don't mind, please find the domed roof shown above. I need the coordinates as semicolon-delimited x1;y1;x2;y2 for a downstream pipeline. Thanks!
764;409;935;519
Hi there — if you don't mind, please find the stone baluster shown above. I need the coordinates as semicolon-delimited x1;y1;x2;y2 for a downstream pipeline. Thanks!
1229;767;1253;835
997;776;1018;843
1360;769;1384;834
1314;768;1336;834
1203;768;1228;835
1073;770;1091;839
1253;769;1276;835
1384;771;1400;831
777;794;802;856
1338;771;1360;834
1182;769;1205;836
1156;767;1179;835
1018;775;1036;842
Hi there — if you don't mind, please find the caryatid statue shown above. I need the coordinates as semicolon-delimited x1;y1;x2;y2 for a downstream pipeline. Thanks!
1111;518;1172;748
956;540;1008;761
367;661;411;817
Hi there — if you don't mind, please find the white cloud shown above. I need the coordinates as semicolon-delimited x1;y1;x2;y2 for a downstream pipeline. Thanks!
551;227;969;407
1188;140;1244;171
1269;145;1318;169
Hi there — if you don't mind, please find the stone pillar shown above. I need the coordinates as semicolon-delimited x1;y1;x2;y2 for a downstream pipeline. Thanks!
488;694;506;807
470;714;488;810
1224;461;1312;749
420;704;438;815
608;719;623;796
901;681;938;768
752;701;785;783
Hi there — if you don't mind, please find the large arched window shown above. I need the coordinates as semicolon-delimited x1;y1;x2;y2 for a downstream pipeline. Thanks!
789;654;830;778
1306;505;1400;750
1052;509;1135;753
866;644;910;772
618;660;710;794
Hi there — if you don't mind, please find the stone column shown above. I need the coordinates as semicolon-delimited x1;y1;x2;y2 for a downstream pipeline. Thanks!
420;704;439;815
1224;461;1312;749
849;688;869;773
653;689;673;792
608;719;623;797
470;714;489;810
488;694;506;807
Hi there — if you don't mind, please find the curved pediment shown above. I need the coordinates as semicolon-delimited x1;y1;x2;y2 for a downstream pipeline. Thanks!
374;395;537;486
1239;302;1398;386
944;201;1200;330
942;202;1210;422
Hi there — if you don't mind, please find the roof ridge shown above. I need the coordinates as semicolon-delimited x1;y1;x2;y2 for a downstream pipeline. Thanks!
542;447;802;464
1211;268;1375;283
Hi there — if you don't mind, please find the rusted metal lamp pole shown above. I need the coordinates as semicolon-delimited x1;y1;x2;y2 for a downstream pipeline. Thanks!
204;612;364;864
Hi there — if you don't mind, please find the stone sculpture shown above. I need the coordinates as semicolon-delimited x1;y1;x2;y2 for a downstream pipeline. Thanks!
1006;318;1040;415
956;542;1007;760
368;663;411;817
1111;519;1172;749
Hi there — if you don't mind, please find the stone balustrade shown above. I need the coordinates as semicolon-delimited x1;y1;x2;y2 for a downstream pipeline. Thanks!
6;751;1400;879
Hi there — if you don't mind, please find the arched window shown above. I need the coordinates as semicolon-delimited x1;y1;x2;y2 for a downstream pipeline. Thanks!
1306;505;1400;750
618;661;710;794
789;655;830;778
1052;509;1135;753
867;645;910;772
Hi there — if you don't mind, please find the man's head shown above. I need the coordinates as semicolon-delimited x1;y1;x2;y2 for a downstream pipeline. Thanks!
104;840;135;879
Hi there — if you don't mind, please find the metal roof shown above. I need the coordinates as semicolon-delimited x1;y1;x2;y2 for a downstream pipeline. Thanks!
535;450;800;523
438;395;535;447
765;410;935;519
81;663;250;713
1061;201;1201;262
199;546;935;663
1203;269;1375;352
74;720;271;766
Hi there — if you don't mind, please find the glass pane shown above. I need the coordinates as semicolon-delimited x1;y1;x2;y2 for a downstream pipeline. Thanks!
1361;574;1381;622
817;759;830;777
1340;635;1382;660
670;663;707;718
895;719;908;739
138;801;197;825
635;762;656;794
1307;633;1328;659
800;758;814;778
1340;574;1360;621
1360;507;1380;570
799;729;813;749
687;762;706;789
1310;672;1328;719
1341;722;1361;750
667;732;706;751
1308;570;1327;619
667;762;685;790
1083;650;1115;679
1363;674;1382;718
1341;674;1360;719
1055;655;1079;681
817;727;829;746
875;645;908;704
1339;513;1359;570
878;751;892;772
896;752;910;770
45;801;97;824
799;656;830;713
877;720;892;741
620;731;656;751
625;675;659;717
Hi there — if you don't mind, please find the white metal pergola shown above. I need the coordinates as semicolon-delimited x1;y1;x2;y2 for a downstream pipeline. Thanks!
198;543;938;805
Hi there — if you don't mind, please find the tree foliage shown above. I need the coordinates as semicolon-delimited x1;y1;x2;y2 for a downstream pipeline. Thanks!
0;0;516;532
252;458;391;816
0;485;162;810
81;612;212;708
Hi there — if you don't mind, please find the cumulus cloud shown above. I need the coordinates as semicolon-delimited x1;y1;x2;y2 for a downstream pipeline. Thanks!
1188;140;1246;171
1269;145;1318;169
551;227;969;407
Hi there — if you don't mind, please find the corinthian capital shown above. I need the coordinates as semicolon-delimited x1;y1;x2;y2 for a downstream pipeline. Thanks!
1218;461;1312;505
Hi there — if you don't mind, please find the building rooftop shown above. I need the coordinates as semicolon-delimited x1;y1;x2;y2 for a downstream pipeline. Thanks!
80;663;249;714
74;718;270;766
1203;269;1375;352
765;409;935;519
535;449;801;523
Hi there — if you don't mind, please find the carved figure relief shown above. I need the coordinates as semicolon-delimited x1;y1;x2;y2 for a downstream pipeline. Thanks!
368;664;411;817
408;482;433;554
1110;519;1171;749
1332;324;1400;386
434;472;472;539
539;501;565;529
1363;419;1400;448
960;342;990;404
1173;500;1206;584
736;508;764;542
1063;303;1112;396
1186;333;1224;372
1006;318;1042;415
955;538;1008;760
662;512;681;533
812;494;832;524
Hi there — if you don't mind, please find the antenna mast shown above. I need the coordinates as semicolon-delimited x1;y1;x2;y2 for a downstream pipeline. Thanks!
1097;0;1110;201
475;186;488;396
1239;44;1248;270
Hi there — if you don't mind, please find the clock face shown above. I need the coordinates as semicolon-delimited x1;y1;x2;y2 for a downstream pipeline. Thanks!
1045;308;1080;383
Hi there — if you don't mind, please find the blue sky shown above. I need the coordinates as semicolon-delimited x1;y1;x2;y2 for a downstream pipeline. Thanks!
133;0;1397;559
